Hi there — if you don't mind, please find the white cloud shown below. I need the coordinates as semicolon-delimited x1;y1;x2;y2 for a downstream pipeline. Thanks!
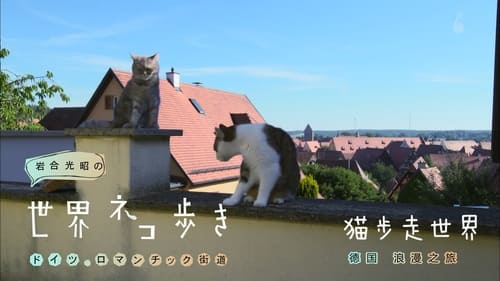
19;3;160;47
42;16;159;47
44;29;120;47
183;66;327;83
23;5;87;31
453;12;464;34
416;73;477;84
185;34;213;49
71;54;131;70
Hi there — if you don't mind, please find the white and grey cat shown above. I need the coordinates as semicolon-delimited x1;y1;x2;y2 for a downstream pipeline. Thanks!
79;53;160;128
213;123;300;207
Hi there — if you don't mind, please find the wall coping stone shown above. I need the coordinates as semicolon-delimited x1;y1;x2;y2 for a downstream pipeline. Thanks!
0;130;67;137
65;128;183;137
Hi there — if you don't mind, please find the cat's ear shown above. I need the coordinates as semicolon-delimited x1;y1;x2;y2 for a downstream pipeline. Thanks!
149;53;159;62
130;53;137;61
214;127;224;138
219;124;227;130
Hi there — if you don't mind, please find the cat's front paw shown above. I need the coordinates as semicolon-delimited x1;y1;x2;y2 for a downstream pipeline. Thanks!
223;197;241;206
243;195;255;204
122;123;133;128
253;200;268;207
272;198;285;204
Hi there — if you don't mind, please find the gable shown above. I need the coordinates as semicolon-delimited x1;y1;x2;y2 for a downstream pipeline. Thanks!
87;78;123;121
304;141;321;153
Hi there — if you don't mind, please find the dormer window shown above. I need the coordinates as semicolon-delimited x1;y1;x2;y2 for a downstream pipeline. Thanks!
230;113;251;125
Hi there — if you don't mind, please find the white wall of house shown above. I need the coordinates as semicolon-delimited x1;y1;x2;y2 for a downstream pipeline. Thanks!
87;78;123;121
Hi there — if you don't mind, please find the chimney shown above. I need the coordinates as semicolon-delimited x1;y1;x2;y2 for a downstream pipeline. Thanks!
166;67;180;90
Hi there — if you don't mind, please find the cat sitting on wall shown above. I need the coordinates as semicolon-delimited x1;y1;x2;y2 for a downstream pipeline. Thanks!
213;123;300;207
79;53;160;129
43;54;161;193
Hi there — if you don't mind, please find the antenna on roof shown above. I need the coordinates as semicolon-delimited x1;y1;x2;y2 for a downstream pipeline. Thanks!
354;117;358;137
409;112;412;130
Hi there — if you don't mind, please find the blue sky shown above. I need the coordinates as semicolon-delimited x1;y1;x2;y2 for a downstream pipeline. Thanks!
1;0;497;131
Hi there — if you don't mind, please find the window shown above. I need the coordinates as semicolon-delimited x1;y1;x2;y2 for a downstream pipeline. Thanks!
230;113;251;125
104;95;118;110
189;98;205;114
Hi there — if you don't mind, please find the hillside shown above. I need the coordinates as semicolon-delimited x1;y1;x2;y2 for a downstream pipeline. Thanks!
289;129;492;141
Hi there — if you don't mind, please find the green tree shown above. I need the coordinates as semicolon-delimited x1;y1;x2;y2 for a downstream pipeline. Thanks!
340;131;354;136
302;164;384;202
397;175;446;205
422;155;434;167
398;161;498;207
440;161;495;206
0;48;69;130
369;161;397;189
297;175;319;199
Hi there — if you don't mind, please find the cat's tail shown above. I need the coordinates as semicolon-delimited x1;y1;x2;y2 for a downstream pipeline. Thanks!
78;120;113;128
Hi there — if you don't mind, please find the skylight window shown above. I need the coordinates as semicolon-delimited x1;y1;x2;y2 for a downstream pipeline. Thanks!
189;98;205;114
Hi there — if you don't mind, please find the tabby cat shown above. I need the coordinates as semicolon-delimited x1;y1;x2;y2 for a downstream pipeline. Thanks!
79;53;160;128
213;123;300;207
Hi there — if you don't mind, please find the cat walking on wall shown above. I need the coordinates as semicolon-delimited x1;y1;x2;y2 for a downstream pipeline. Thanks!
214;123;300;207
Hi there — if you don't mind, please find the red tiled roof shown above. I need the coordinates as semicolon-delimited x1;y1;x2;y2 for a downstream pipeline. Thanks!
343;152;356;160
385;141;413;170
479;141;492;150
472;148;491;157
297;151;315;164
331;136;422;152
304;141;321;153
319;141;330;148
351;148;385;170
428;153;489;171
416;144;446;157
431;140;478;155
317;149;345;161
411;157;429;171
97;69;265;185
419;167;443;190
292;138;303;148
